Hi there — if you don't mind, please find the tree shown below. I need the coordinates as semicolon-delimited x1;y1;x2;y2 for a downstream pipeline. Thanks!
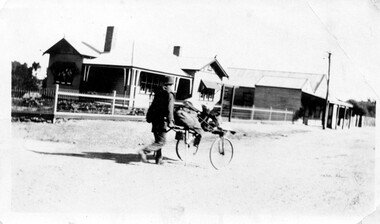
12;61;39;90
364;99;376;117
347;99;366;116
347;99;376;117
31;62;41;71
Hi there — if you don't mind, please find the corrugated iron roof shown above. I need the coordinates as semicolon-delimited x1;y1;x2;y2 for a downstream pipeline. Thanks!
226;67;326;93
83;40;190;77
256;76;308;90
224;68;263;87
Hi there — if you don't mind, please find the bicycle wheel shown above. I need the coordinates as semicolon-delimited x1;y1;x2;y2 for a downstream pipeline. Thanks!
176;139;199;161
209;137;233;169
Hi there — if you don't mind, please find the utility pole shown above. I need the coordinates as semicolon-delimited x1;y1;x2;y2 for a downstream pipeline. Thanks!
323;52;331;129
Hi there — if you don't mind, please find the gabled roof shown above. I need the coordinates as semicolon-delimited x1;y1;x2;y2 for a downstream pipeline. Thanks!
178;57;229;78
179;57;215;70
43;38;100;58
83;40;190;78
196;71;224;83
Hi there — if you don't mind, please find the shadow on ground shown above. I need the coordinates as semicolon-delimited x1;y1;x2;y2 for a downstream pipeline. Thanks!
30;150;178;165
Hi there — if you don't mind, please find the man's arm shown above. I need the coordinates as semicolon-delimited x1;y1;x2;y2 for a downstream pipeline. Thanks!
167;93;175;127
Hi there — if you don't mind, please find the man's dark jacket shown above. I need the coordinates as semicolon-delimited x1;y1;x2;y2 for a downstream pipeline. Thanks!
146;87;175;132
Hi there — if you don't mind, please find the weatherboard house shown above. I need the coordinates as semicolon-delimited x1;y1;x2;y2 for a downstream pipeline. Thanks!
44;26;228;109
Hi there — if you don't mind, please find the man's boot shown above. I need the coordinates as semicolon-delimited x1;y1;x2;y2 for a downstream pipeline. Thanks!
155;149;164;165
138;149;148;163
193;135;202;148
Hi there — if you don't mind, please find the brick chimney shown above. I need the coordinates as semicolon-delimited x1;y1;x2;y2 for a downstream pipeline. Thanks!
173;46;181;56
104;26;114;53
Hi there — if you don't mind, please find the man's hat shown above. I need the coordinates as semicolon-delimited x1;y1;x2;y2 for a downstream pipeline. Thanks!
163;76;174;85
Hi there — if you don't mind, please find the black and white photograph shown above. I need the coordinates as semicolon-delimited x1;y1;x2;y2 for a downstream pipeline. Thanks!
0;0;379;223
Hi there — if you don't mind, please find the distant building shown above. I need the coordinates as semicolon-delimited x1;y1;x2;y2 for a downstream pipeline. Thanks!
224;67;353;129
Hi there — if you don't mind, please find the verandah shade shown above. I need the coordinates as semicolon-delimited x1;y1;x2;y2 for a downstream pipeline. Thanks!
201;80;221;90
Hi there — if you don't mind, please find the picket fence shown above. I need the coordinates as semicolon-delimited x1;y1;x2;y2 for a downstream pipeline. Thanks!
226;105;294;122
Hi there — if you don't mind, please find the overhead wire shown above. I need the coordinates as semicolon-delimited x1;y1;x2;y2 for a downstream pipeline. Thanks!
306;1;379;99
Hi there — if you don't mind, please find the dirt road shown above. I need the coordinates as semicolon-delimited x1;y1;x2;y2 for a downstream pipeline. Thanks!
7;120;376;224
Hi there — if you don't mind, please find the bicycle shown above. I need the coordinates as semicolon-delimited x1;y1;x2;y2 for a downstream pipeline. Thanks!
171;125;234;170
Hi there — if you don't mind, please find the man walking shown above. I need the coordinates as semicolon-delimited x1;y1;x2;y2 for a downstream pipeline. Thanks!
138;76;175;164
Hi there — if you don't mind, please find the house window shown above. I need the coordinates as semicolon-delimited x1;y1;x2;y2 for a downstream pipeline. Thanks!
49;61;78;86
242;92;253;107
176;78;191;100
139;72;164;94
198;80;219;101
199;88;215;101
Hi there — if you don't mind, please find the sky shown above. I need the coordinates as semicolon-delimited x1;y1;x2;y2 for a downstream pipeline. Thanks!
1;0;380;101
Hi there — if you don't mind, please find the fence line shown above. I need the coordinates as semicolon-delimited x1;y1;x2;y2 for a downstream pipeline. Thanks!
53;85;142;119
12;85;296;123
350;115;376;127
11;86;375;127
221;105;294;122
362;116;376;127
12;87;56;98
54;84;295;122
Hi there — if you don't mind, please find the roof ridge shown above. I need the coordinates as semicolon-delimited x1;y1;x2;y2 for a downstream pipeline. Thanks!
313;74;326;92
179;56;214;60
81;41;102;54
301;78;311;90
263;75;309;80
228;67;325;76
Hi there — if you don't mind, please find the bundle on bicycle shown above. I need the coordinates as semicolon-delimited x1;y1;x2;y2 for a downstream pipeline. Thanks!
171;99;235;170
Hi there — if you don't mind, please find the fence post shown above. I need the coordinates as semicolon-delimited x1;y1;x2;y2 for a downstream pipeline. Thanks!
53;84;59;123
348;110;353;128
111;90;116;115
251;105;255;120
284;108;287;121
228;86;236;122
269;107;272;120
220;85;225;116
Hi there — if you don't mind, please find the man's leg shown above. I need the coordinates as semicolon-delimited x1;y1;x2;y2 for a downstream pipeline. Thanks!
138;147;149;163
138;132;166;163
153;132;166;164
155;149;162;164
193;126;203;147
